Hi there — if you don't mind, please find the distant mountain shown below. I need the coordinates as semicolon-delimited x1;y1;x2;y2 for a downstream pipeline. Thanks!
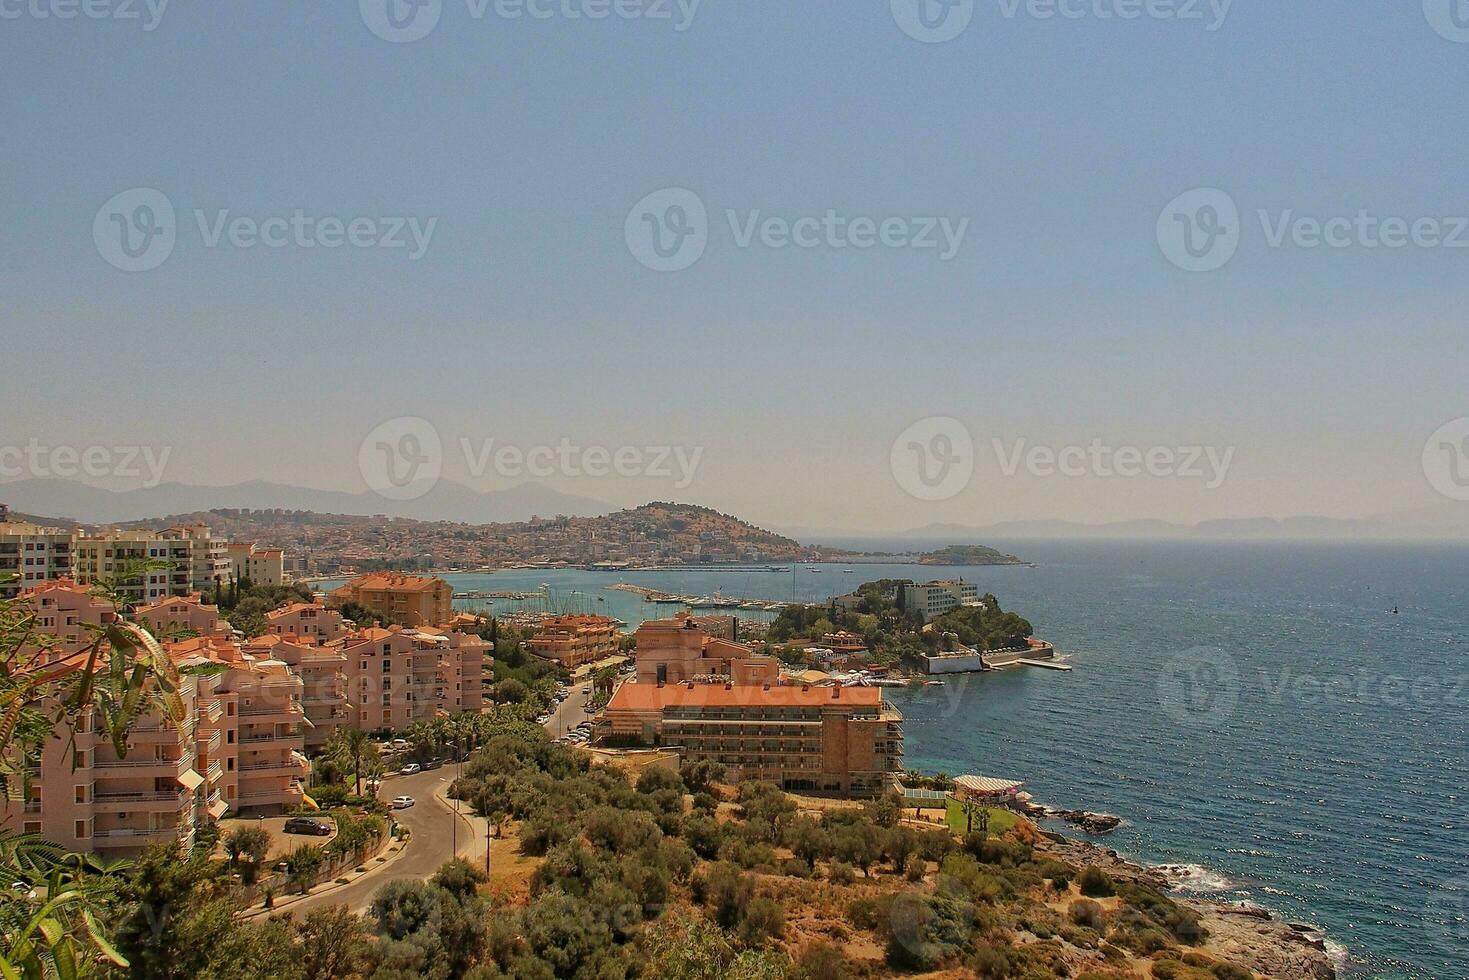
898;510;1469;542
0;478;613;526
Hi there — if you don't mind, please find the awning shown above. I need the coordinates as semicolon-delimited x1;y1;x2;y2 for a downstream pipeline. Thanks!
207;798;229;819
953;775;1024;796
177;768;205;792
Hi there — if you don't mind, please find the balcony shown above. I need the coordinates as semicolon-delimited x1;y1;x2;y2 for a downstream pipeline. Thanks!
93;754;190;773
93;826;186;843
93;788;191;812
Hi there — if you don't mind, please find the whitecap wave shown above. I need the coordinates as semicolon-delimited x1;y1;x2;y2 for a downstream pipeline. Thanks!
1154;863;1235;892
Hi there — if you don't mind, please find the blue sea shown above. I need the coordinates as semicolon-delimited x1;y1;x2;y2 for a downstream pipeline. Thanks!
335;541;1469;978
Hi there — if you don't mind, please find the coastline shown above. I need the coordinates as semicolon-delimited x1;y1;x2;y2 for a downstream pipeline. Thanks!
1036;832;1339;979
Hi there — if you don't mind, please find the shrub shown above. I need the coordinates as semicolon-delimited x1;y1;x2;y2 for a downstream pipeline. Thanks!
828;861;856;885
1078;866;1116;898
737;896;785;946
794;942;849;980
1069;898;1105;930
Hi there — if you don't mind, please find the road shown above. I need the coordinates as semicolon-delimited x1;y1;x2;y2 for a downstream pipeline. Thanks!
281;767;476;915
280;690;594;915
545;685;595;739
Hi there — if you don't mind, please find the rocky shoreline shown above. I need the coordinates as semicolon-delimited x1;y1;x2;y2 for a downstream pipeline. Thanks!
1035;833;1338;980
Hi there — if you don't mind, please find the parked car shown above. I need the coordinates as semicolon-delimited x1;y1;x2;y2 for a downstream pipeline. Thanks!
391;796;415;809
421;758;443;771
580;686;591;695
399;763;421;776
390;738;410;750
284;817;332;836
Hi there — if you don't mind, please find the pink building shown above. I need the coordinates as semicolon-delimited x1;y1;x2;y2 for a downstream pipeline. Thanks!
134;593;229;639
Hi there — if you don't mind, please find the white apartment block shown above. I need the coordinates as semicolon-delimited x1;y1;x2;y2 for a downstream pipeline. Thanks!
0;521;76;599
226;542;286;587
900;580;981;621
73;525;230;603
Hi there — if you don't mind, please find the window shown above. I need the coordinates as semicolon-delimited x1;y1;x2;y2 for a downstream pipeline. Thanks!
74;786;86;804
74;821;88;839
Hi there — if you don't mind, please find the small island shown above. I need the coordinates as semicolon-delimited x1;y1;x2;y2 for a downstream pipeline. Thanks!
916;544;1028;566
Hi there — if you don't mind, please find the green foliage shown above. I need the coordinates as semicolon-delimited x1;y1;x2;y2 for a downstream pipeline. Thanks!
1078;866;1116;898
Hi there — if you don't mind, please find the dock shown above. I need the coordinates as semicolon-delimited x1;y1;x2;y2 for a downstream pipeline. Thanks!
1017;659;1072;671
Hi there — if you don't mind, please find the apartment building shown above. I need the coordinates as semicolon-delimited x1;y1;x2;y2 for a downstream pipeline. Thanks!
598;681;903;798
0;629;308;857
73;525;230;603
0;521;75;599
134;593;231;639
14;579;119;657
265;599;351;644
226;542;286;587
342;625;488;733
327;573;452;627
899;580;981;621
243;633;350;751
529;614;620;670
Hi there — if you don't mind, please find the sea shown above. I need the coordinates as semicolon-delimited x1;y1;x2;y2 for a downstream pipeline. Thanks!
327;540;1469;978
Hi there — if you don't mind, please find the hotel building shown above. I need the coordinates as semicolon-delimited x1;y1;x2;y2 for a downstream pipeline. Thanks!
899;580;981;621
600;615;903;797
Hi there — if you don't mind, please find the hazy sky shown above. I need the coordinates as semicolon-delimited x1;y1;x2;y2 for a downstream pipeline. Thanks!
3;1;1468;532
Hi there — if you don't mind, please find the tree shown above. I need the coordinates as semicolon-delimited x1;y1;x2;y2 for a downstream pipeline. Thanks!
325;727;377;795
830;822;882;877
223;826;271;884
297;905;372;980
284;844;325;895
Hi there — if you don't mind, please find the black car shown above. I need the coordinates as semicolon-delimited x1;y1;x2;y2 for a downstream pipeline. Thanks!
421;758;444;771
283;817;332;836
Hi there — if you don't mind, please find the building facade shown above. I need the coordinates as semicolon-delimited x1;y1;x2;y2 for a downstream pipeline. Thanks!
226;543;286;586
328;573;452;627
0;521;76;599
529;615;620;670
899;580;981;621
73;525;230;603
598;681;903;798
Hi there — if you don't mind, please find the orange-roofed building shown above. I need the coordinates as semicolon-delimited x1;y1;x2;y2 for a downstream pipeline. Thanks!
529;615;620;670
598;679;903;798
135;593;229;639
340;625;488;733
328;573;452;627
14;579;119;660
265;599;350;645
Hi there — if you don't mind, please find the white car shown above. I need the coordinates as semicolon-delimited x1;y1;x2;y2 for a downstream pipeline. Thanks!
391;796;415;809
390;738;410;750
399;763;421;775
580;686;591;695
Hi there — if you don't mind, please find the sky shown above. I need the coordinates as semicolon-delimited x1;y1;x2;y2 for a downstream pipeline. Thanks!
3;0;1468;533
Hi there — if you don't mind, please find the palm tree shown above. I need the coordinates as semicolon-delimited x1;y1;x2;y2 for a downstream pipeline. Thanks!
326;728;376;795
